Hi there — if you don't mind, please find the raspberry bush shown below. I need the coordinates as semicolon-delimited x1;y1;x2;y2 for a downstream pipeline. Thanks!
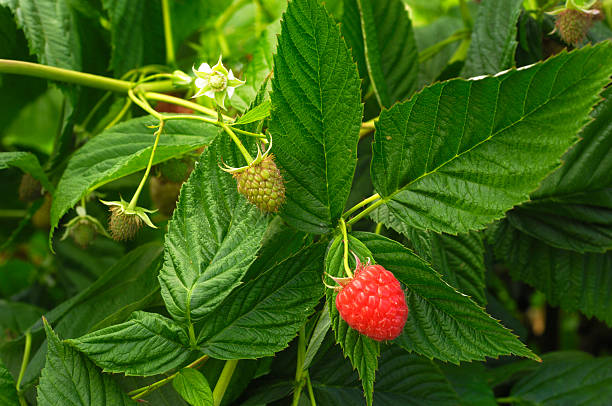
1;0;612;405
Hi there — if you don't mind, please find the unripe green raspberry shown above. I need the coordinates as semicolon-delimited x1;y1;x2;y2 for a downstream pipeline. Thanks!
19;173;42;203
149;175;182;217
70;219;97;248
233;154;285;213
555;9;594;45
32;194;52;229
108;206;143;241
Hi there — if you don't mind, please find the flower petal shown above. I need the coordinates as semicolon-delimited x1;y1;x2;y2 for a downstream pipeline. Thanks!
227;86;235;98
204;90;216;98
194;77;207;88
197;63;212;73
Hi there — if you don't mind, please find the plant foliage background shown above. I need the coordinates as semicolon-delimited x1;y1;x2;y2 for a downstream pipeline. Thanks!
1;0;612;405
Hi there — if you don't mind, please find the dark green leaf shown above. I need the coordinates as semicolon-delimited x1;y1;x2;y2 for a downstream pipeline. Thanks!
409;229;487;306
102;0;164;76
511;352;612;405
303;307;331;371
0;357;18;406
2;0;82;71
172;368;213;406
270;0;362;233
51;117;217;246
370;44;612;234
69;312;196;376
344;0;419;107
508;87;612;253
325;234;379;406
196;243;325;359
462;0;523;78
353;232;539;363
159;135;268;325
37;320;134;406
440;362;496;406
489;220;612;326
1;243;164;388
0;300;44;344
0;151;53;193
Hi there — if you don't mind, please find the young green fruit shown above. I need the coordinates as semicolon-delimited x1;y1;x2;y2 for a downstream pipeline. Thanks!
555;8;594;45
233;154;286;213
32;194;52;229
70;219;97;248
108;206;143;241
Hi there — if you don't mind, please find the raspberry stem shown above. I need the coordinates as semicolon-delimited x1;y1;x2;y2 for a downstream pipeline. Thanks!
339;219;354;279
161;0;175;66
212;360;239;406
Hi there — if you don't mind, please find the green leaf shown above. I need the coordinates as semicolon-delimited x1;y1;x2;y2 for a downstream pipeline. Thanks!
303;307;331;371
0;243;164;388
159;135;268;325
408;229;487;306
309;342;459;405
440;362;496;406
462;0;523;78
510;351;612;405
343;0;419;107
325;234;380;406
370;44;612;235
196;243;325;359
489;220;612;326
102;0;164;76
270;0;363;233
233;100;271;125
172;368;213;406
68;312;196;376
0;151;53;193
353;232;539;363
50;117;217;246
0;357;18;406
0;300;44;344
2;0;82;71
508;87;612;253
37;320;134;406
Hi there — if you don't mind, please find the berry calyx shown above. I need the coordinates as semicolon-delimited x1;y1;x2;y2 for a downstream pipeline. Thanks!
333;258;408;342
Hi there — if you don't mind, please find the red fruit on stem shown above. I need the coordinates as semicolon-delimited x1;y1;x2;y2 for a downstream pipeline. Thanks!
335;260;408;341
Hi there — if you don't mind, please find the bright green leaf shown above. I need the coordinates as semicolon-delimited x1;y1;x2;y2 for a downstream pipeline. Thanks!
511;351;612;405
353;232;539;363
50;117;217;247
233;100;271;125
371;44;612;235
0;151;53;193
344;0;419;107
159;135;268;325
462;0;523;78
0;357;18;406
68;311;196;376
270;0;363;233
37;320;134;406
196;243;325;359
508;87;612;253
325;234;380;406
489;220;612;327
172;368;213;406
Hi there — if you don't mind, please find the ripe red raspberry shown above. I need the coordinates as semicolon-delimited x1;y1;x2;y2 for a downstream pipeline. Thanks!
335;262;408;341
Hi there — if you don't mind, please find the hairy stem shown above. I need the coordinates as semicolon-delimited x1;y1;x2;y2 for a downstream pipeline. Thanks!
339;219;354;279
222;123;254;164
144;91;227;120
161;114;266;139
346;197;386;227
129;354;209;399
16;331;31;391
0;59;176;93
292;326;307;406
343;193;381;219
212;360;239;406
161;0;175;66
305;372;316;406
